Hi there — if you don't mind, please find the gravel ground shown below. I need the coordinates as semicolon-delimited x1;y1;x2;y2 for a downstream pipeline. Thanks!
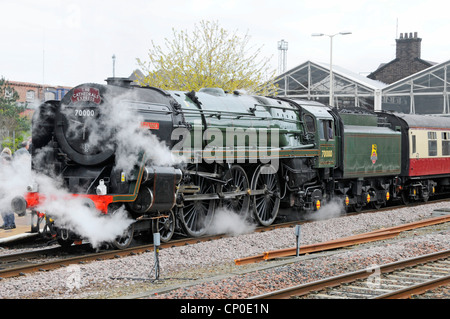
0;202;449;299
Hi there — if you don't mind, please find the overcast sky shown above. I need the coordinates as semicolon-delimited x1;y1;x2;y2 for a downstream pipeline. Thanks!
1;0;448;88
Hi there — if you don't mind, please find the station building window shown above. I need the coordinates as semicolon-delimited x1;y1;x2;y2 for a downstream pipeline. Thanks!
26;90;35;102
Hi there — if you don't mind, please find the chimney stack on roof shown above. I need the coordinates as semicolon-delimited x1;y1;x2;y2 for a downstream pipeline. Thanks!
396;31;421;59
368;31;434;84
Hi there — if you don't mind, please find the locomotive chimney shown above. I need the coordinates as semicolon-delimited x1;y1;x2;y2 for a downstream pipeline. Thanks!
105;77;133;88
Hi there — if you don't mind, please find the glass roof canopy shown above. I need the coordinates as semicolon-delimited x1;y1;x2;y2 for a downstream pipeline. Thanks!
381;59;450;114
272;60;450;115
273;61;386;110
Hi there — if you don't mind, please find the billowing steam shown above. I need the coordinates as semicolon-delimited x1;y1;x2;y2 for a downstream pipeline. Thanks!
0;154;32;221
0;153;134;248
84;90;184;174
304;198;344;221
0;88;186;248
31;172;134;248
206;208;256;236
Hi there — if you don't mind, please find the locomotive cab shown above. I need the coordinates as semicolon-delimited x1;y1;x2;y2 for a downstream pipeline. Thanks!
300;103;336;169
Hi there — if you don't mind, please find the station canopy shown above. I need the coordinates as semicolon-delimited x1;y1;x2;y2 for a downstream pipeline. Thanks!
272;60;450;115
381;59;450;114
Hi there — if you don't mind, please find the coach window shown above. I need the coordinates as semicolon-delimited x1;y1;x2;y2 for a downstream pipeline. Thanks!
412;135;416;154
428;131;437;156
442;132;450;156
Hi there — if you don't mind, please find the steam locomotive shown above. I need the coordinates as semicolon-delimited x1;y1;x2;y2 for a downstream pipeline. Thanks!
12;77;450;249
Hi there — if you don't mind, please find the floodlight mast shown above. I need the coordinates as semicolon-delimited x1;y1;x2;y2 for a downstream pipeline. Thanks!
278;39;289;74
311;32;352;107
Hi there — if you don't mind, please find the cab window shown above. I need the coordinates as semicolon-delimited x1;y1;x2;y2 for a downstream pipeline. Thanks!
305;115;315;133
319;120;334;140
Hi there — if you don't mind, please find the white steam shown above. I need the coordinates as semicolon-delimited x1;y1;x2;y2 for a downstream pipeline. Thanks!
304;198;344;221
28;88;185;247
83;90;184;174
0;154;32;222
0;153;134;248
0;89;187;248
206;208;256;236
32;172;133;248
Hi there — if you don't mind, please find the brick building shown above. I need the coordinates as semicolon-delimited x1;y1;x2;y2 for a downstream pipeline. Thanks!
5;81;71;108
368;32;436;84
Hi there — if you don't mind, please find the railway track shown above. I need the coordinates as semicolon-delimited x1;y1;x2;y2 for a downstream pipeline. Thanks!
235;213;450;265
250;249;450;299
0;246;61;264
0;202;448;299
0;219;304;278
1;202;449;281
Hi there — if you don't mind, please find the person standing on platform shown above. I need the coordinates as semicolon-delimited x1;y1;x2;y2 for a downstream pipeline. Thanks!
0;148;15;229
14;138;31;159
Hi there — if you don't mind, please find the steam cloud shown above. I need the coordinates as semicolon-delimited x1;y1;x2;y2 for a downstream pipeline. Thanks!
0;88;186;248
0;153;134;248
0;154;32;222
304;198;345;221
31;172;134;248
84;90;184;174
206;208;256;236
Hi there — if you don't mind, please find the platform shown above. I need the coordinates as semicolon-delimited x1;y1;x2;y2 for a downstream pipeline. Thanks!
0;213;38;244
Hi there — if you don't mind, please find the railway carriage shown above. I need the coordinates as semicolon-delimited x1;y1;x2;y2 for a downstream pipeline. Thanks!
382;113;450;203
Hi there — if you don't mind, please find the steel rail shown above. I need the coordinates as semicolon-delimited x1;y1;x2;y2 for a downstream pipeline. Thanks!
235;214;450;265
250;249;450;299
373;274;450;299
0;219;306;279
235;231;401;265
0;246;62;264
2;205;449;280
366;214;450;234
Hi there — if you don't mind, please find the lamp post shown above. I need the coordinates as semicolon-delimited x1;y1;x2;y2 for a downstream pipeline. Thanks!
312;32;352;107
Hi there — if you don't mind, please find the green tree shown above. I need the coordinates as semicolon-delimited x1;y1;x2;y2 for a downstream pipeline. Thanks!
136;20;277;95
0;77;31;151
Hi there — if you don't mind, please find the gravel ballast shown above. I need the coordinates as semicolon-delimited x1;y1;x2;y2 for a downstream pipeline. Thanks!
0;202;449;299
